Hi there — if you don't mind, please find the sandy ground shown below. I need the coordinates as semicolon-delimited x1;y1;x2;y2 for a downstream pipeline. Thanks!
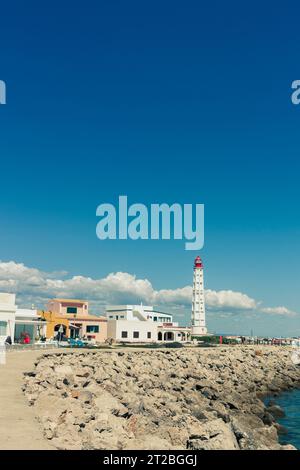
0;346;151;450
0;349;55;450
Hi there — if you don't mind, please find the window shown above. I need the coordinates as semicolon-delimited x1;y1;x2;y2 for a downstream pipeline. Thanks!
133;331;139;339
153;317;157;321
147;332;151;339
109;315;114;319
86;325;99;333
121;331;128;338
14;324;35;343
66;307;77;314
0;321;7;336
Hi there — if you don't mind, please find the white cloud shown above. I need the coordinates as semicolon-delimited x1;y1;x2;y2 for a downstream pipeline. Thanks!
153;286;192;307
0;260;296;319
205;289;257;310
153;286;258;312
261;306;296;317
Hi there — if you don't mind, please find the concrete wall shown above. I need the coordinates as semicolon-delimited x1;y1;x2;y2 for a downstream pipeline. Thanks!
47;299;89;316
0;293;17;343
106;305;174;324
41;311;107;343
16;308;38;319
78;319;107;342
107;319;158;343
40;311;69;339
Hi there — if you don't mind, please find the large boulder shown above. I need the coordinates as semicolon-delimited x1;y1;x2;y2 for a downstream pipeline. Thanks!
54;365;74;377
187;418;239;450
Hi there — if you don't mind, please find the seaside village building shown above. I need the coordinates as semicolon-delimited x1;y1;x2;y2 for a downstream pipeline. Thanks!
41;299;107;343
14;308;47;343
0;293;47;344
106;305;191;343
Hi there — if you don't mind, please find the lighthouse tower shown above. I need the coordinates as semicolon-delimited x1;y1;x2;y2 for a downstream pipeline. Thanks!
191;256;207;336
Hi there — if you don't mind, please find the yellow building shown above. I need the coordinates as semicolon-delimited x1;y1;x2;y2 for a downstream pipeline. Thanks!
40;298;107;343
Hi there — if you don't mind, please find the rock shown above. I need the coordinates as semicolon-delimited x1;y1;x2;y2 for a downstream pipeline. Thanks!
78;390;93;404
280;444;297;450
266;404;285;418
187;419;239;450
190;405;209;421
262;411;275;425
23;347;300;450
230;412;264;444
159;425;189;446
94;390;128;417
34;392;68;424
249;403;265;418
124;435;174;450
54;365;74;377
51;425;82;450
195;380;214;390
251;425;279;449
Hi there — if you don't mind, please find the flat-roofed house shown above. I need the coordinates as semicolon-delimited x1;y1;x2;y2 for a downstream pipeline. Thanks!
42;298;107;343
14;308;47;344
106;305;190;343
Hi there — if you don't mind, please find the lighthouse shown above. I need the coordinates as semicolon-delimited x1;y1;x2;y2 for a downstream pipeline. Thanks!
191;256;207;336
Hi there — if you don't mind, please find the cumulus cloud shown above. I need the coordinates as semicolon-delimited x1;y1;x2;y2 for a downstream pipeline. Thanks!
153;286;192;307
153;287;258;312
0;260;295;319
260;306;296;317
205;289;257;310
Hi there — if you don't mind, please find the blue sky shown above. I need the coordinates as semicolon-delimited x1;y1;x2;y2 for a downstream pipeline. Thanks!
0;1;299;336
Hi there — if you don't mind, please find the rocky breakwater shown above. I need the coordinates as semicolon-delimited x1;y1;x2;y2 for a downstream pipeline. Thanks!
23;347;300;450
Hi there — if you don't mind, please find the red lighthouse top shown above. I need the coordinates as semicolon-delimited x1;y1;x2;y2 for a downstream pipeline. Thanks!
194;256;203;269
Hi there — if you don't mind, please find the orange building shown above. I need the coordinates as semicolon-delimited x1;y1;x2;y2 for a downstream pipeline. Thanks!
41;298;107;343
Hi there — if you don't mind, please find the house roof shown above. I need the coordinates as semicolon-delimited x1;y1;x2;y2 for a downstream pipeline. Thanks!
49;298;88;303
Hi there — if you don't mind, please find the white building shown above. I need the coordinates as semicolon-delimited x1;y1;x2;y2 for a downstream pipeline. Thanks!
106;305;190;343
106;305;173;324
191;256;207;336
15;308;47;344
106;305;157;342
0;292;48;344
0;293;17;343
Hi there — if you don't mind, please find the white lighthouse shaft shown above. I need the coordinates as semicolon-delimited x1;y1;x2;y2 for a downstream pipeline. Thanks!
191;262;207;336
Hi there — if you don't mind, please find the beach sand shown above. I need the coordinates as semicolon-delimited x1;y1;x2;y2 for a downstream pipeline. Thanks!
0;349;55;449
